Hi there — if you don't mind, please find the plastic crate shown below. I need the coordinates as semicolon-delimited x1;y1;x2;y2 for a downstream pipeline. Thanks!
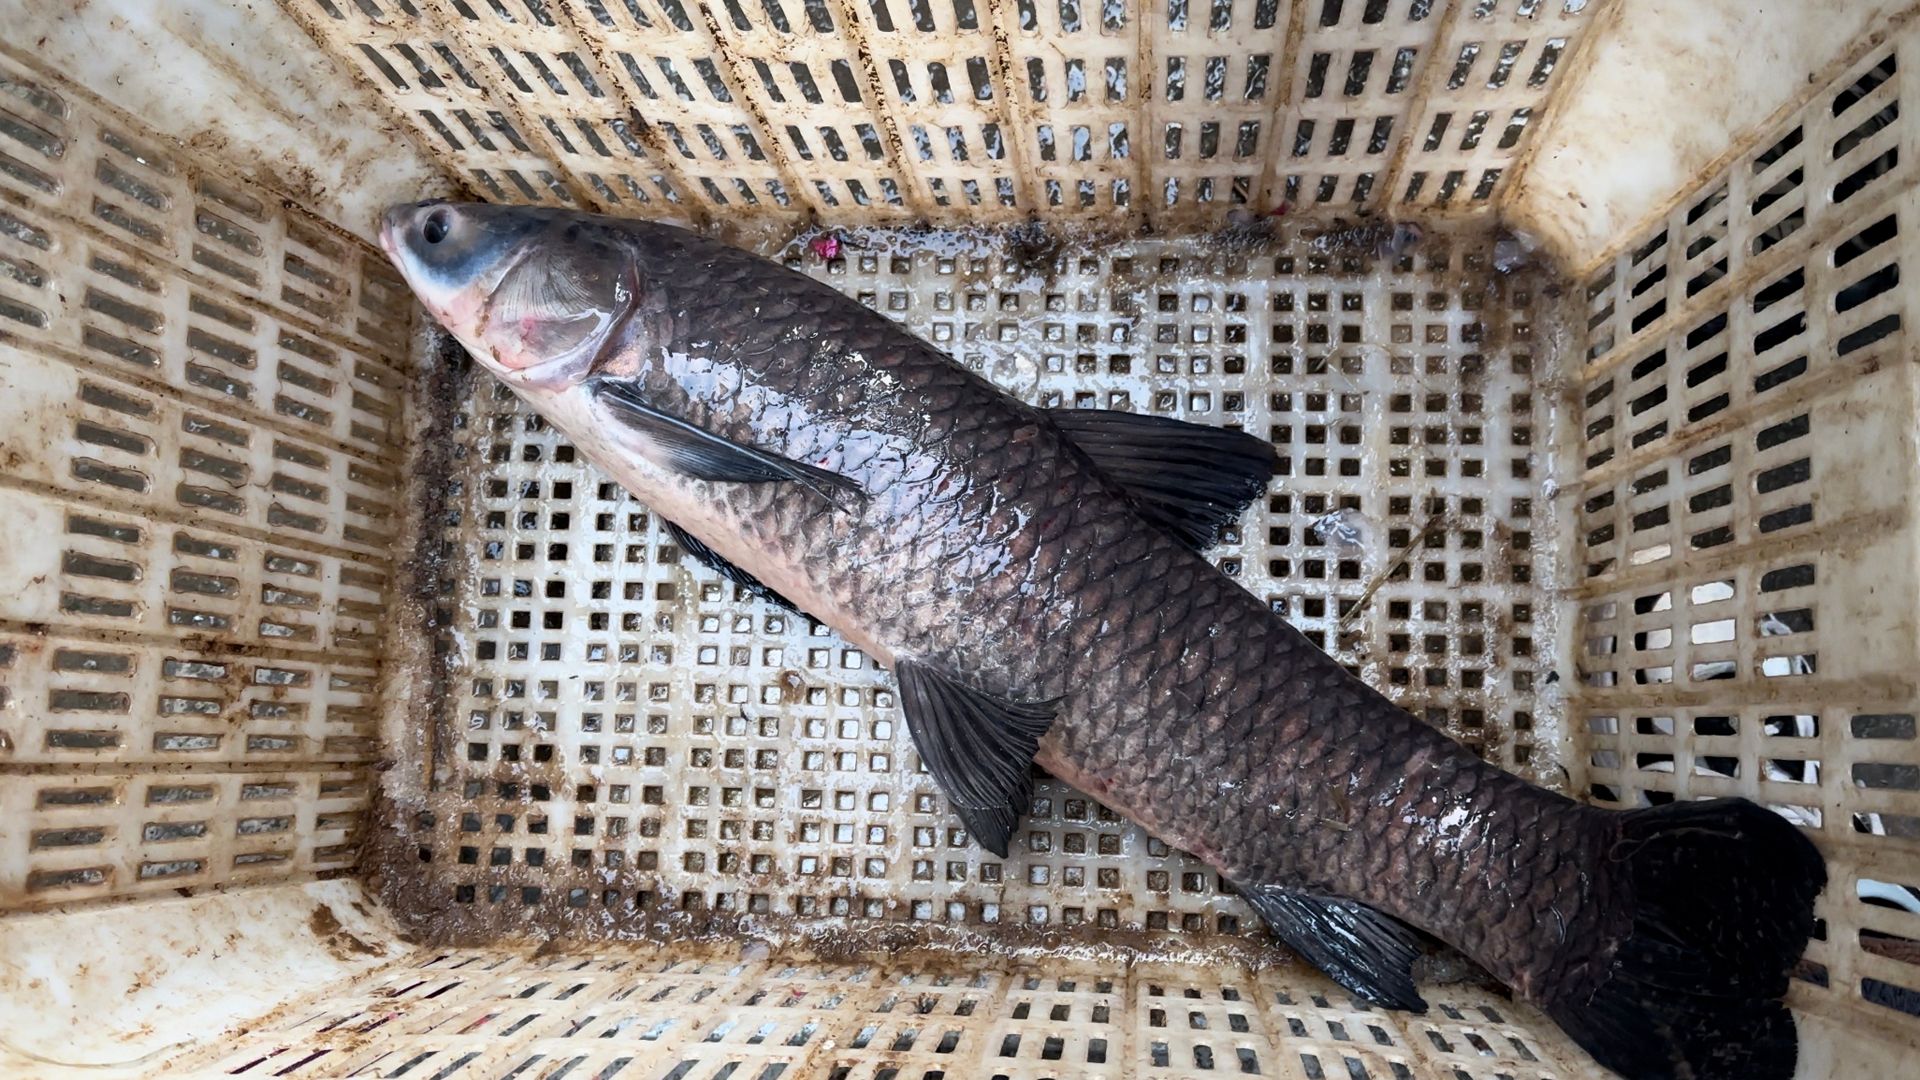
0;2;1914;1077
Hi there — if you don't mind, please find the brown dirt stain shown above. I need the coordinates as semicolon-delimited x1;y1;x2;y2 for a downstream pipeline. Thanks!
311;903;384;960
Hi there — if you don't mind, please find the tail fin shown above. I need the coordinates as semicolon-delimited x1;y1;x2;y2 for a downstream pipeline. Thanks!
1546;798;1826;1080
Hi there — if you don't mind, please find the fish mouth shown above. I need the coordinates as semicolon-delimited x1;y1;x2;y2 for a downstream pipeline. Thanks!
376;202;423;265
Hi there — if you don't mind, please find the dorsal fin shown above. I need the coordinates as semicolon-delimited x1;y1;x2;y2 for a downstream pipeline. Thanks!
1048;408;1276;549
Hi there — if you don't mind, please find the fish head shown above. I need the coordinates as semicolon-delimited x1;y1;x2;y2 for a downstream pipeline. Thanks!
381;200;641;391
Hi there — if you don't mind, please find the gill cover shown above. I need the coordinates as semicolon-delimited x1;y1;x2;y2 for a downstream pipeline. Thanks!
482;234;637;381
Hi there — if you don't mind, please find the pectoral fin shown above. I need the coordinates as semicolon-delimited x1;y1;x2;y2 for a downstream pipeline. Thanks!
895;659;1057;858
590;378;863;510
662;518;812;621
1047;408;1276;550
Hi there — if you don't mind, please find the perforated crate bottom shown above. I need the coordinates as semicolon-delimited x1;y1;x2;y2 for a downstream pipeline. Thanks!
370;221;1570;962
181;944;1593;1080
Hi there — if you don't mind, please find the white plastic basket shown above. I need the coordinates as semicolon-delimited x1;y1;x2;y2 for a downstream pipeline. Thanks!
0;2;1914;1077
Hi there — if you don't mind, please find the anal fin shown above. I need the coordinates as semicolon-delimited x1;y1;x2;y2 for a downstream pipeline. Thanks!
1235;882;1429;1012
1047;408;1276;550
895;659;1056;858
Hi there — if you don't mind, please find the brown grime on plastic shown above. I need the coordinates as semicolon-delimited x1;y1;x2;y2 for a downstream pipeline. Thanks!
309;902;384;960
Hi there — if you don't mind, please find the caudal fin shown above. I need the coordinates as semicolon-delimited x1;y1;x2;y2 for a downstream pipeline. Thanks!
1546;798;1826;1080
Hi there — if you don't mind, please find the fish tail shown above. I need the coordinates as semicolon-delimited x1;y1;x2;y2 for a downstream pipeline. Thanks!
1545;797;1826;1080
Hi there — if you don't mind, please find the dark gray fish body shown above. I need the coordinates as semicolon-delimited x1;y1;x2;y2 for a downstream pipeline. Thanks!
381;202;1825;1080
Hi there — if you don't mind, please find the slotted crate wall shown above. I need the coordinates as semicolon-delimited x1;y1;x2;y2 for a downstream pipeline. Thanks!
175;947;1593;1078
0;39;415;909
1568;29;1920;1049
276;0;1609;228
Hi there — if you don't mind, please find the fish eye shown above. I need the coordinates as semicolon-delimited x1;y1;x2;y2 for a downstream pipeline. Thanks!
422;209;451;245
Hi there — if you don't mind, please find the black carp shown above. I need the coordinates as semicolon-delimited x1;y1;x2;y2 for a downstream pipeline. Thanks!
382;201;1825;1080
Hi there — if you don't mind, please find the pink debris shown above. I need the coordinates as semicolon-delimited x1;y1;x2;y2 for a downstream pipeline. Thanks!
808;233;843;260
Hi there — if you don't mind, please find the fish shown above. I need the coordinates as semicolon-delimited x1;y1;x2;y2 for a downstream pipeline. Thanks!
380;200;1827;1080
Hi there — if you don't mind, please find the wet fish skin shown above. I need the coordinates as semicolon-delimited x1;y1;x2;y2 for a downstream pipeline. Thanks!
380;202;1825;1080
